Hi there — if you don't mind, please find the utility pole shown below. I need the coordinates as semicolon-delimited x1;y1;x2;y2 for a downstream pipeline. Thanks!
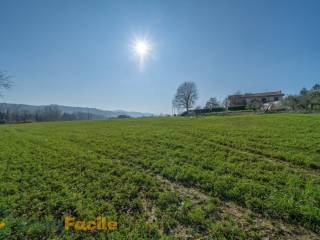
172;100;176;116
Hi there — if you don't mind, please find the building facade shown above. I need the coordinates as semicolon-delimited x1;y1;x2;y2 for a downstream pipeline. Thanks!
228;91;284;107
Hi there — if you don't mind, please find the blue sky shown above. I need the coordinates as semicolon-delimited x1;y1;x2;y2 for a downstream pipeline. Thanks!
0;0;320;114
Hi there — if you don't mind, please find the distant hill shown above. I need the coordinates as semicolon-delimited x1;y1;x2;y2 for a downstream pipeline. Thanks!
0;103;153;119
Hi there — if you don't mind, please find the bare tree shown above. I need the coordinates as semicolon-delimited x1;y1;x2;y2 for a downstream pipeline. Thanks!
284;95;299;111
221;97;230;109
173;82;198;112
249;99;263;111
249;99;262;111
300;87;309;96
310;91;320;110
311;83;320;91
205;97;219;110
0;70;13;96
282;84;320;111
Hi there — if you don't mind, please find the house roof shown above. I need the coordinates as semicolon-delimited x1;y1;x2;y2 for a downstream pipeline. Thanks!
228;91;284;99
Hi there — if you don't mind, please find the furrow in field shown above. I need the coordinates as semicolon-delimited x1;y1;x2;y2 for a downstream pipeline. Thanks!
211;139;319;171
27;135;319;239
163;119;317;170
201;137;319;176
1;137;217;238
177;129;320;176
183;127;320;170
22;126;320;235
52;130;320;233
118;158;319;240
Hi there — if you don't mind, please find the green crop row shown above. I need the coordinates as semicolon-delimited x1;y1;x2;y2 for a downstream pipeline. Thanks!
0;127;256;239
0;113;319;238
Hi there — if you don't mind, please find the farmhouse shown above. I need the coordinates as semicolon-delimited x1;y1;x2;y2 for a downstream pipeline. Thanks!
228;91;284;107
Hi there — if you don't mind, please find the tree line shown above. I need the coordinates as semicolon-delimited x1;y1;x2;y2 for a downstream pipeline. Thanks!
284;84;320;111
2;69;320;120
0;105;105;124
0;71;103;123
172;82;226;114
173;81;320;114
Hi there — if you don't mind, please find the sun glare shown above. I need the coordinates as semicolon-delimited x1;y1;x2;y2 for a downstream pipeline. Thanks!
133;40;150;59
130;36;153;71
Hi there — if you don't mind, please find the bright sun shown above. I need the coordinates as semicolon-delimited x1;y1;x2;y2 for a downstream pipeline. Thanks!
130;35;153;71
133;39;151;59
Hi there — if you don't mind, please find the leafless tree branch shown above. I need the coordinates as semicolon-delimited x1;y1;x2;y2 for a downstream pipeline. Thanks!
0;70;13;97
173;82;198;112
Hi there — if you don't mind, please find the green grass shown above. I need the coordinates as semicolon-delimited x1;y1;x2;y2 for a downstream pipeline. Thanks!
0;114;320;239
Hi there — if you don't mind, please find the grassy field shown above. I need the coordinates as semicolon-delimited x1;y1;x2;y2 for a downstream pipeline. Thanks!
0;114;320;239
